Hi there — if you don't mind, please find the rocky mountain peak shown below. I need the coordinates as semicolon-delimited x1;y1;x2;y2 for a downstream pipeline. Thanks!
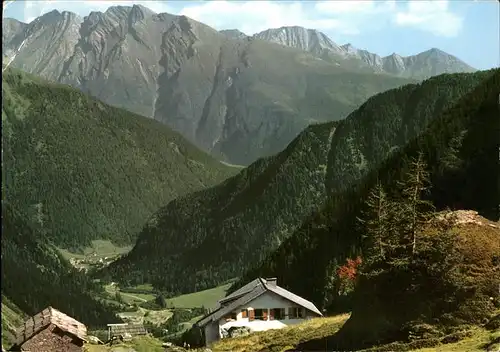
427;47;445;55
39;9;61;20
341;43;358;55
254;25;475;79
254;26;343;54
220;29;247;40
130;4;156;22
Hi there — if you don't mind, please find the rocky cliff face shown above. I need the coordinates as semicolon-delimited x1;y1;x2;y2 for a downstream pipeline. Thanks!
220;29;247;40
255;26;345;56
255;27;476;79
3;7;416;165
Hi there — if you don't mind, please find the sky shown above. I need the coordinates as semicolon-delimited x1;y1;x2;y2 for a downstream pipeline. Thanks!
3;0;499;70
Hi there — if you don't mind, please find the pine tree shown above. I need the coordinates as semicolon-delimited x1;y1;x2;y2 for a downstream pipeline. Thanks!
398;152;435;257
115;291;123;304
322;259;339;310
155;293;167;308
358;182;396;265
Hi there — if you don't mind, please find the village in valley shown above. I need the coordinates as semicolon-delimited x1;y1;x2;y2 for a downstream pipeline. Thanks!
59;240;131;273
4;276;346;352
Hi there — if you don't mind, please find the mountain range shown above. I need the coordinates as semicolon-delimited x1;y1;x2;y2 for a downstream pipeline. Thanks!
2;5;475;165
103;69;497;296
254;26;476;78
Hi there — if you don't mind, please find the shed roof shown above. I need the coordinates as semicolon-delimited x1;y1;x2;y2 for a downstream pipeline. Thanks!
196;278;322;327
15;307;87;346
108;323;147;336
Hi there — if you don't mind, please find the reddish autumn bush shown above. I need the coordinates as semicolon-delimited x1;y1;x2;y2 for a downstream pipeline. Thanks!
337;256;362;281
337;256;362;295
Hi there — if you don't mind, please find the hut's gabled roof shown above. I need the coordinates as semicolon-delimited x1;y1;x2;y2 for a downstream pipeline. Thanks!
107;323;147;336
15;306;87;345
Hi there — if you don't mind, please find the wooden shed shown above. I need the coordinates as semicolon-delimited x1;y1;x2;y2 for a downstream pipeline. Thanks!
9;306;87;352
106;323;147;340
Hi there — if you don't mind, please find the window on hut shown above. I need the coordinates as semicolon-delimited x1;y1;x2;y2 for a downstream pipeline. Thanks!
253;309;267;320
270;308;285;320
288;307;304;319
224;312;237;321
249;309;255;321
241;309;248;318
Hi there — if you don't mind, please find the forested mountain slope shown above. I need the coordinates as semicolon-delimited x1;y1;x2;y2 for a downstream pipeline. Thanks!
2;6;416;165
1;203;121;344
2;68;235;249
104;70;494;295
232;69;500;318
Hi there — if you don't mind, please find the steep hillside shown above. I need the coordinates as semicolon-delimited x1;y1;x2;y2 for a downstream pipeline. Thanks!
205;311;499;352
103;70;494;294
1;296;27;347
2;6;415;165
1;203;121;343
255;26;477;79
2;68;235;249
232;68;500;321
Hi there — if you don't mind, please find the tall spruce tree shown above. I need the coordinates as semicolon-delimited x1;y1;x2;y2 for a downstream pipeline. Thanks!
358;182;395;265
360;153;436;271
398;152;435;257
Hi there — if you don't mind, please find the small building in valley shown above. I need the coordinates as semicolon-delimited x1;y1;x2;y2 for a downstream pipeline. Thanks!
9;306;87;352
107;323;147;341
195;278;322;346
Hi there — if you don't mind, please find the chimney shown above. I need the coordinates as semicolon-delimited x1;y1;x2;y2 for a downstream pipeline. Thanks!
266;277;277;286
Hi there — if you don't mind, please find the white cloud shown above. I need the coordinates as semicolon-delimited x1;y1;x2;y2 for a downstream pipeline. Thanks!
179;1;342;35
20;1;174;23
394;0;463;37
315;1;378;14
312;0;398;35
14;0;463;39
178;0;401;36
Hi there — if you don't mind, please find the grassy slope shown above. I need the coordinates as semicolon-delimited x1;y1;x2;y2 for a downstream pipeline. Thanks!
2;67;236;249
207;314;499;352
211;314;350;352
1;296;28;347
84;336;165;352
82;313;499;352
166;282;233;309
58;240;131;259
105;70;493;295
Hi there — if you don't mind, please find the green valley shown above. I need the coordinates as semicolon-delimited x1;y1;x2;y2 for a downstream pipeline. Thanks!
2;68;236;250
0;67;239;349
